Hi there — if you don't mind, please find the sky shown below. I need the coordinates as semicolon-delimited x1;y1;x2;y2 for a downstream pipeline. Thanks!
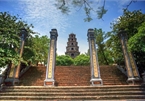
0;0;145;55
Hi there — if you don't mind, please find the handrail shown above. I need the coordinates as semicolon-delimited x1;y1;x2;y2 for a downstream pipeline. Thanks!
19;65;31;77
0;75;5;91
0;65;9;91
116;65;127;76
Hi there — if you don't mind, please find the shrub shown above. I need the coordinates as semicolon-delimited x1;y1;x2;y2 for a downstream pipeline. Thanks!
56;55;74;66
74;54;90;66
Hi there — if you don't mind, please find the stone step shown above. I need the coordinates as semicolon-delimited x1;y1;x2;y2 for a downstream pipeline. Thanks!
0;95;145;100
2;88;145;92
1;85;145;100
1;100;145;101
3;85;145;90
55;77;90;79
102;83;127;85
1;91;145;96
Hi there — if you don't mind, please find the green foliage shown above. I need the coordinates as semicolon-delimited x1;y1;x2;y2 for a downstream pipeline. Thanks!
109;9;145;72
0;12;34;67
56;54;90;66
94;28;113;65
106;34;124;65
56;55;74;66
24;35;50;65
128;22;145;52
0;12;49;67
54;0;107;21
109;9;145;59
74;54;90;66
96;1;108;19
111;9;145;37
54;0;70;14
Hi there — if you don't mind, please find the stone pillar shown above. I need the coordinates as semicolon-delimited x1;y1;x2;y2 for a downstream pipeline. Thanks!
44;29;58;86
87;29;103;86
13;28;28;85
118;30;140;84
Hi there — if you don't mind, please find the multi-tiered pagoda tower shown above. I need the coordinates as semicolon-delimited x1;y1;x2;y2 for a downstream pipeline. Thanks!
65;33;80;58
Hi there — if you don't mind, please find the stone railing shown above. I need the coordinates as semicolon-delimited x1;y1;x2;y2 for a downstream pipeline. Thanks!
116;65;127;76
1;63;31;87
19;65;31;77
0;74;5;91
0;65;8;91
142;72;145;84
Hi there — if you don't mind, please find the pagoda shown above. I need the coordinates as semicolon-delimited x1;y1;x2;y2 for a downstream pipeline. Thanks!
65;33;80;58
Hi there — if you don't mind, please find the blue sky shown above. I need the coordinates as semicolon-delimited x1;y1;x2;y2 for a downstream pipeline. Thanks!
0;0;145;55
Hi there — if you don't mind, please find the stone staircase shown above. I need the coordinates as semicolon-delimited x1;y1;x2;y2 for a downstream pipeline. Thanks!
0;85;145;100
1;65;145;100
100;65;128;85
19;65;127;86
19;66;46;86
55;66;91;86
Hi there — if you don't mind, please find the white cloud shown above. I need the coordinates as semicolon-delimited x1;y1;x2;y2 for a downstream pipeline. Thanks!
14;0;108;55
18;0;70;34
16;0;75;55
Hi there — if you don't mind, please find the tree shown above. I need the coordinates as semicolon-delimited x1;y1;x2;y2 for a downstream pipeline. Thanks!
128;22;145;52
128;22;145;73
94;28;113;65
0;12;34;67
106;34;124;65
111;10;145;37
55;0;107;21
109;9;145;72
55;0;137;22
23;35;50;65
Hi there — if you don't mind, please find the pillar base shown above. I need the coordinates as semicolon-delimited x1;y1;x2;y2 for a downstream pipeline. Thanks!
13;78;20;85
44;79;55;86
5;78;14;86
90;78;103;86
127;77;142;85
5;78;19;86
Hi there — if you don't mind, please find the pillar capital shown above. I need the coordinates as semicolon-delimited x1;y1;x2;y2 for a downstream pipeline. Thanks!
118;29;127;39
19;28;28;40
87;29;95;39
50;29;58;40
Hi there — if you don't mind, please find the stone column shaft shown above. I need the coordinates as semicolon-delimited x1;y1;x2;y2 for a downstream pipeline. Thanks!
118;30;141;84
13;28;28;85
87;29;103;86
44;29;58;86
120;36;134;79
15;40;24;79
